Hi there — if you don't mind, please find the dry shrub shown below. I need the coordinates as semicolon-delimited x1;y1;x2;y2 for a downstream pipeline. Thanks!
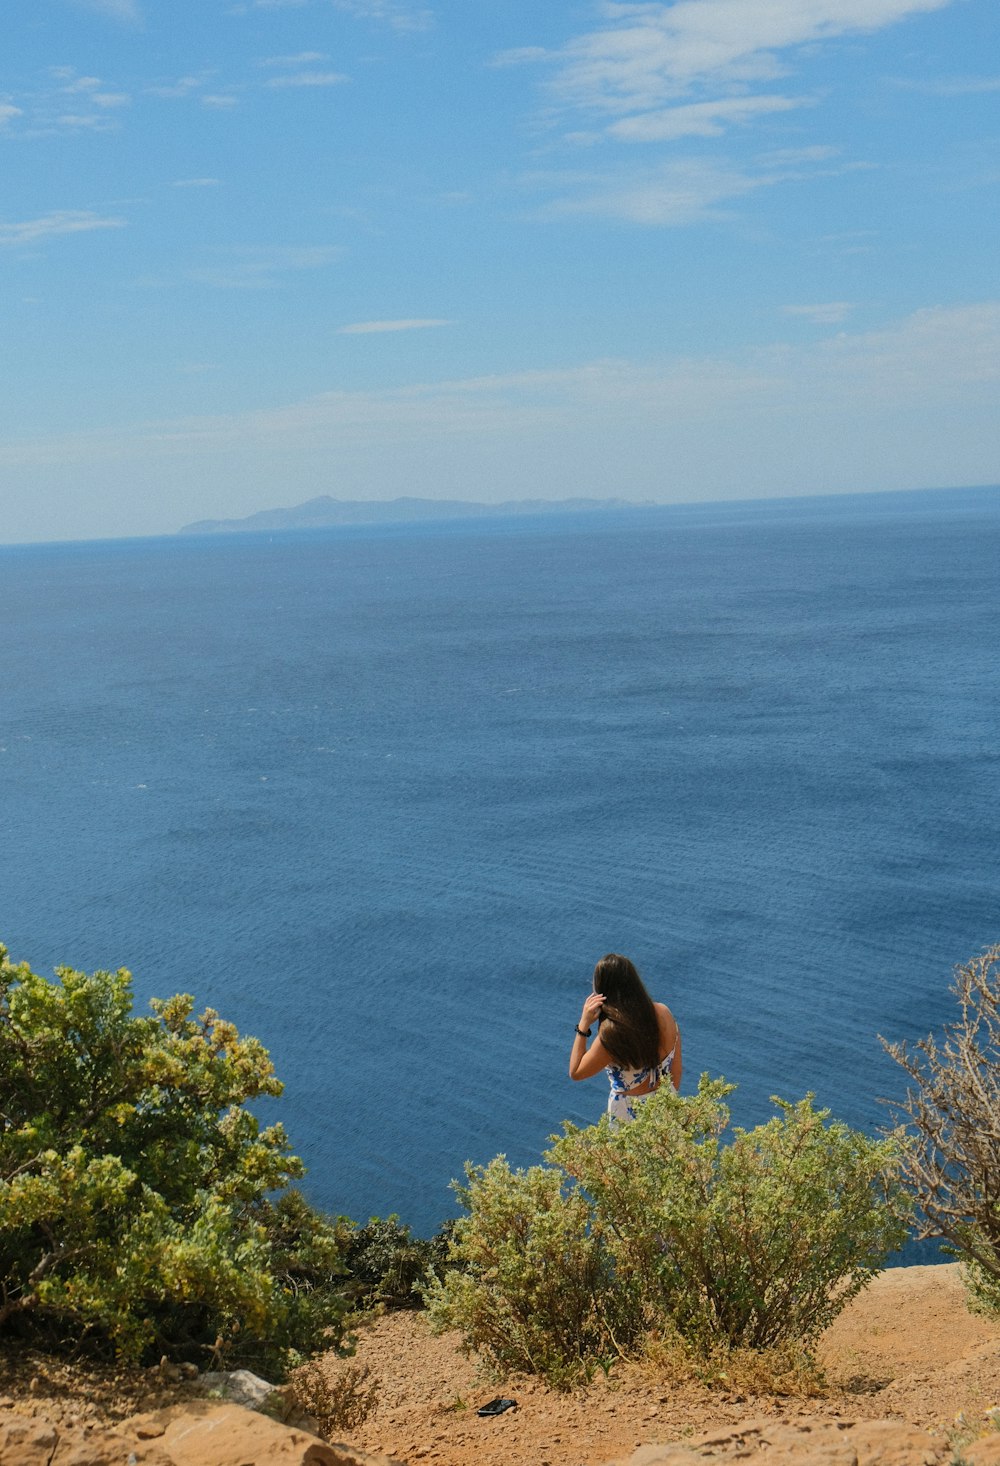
286;1359;379;1438
641;1329;826;1397
882;946;1000;1311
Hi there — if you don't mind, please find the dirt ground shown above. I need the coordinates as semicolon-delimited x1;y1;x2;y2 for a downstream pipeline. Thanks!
337;1264;1000;1466
1;1264;998;1465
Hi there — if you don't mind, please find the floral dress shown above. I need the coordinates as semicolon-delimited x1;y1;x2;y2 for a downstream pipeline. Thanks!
606;1042;678;1125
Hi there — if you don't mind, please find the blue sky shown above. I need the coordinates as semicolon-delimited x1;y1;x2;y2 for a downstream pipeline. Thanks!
2;0;998;542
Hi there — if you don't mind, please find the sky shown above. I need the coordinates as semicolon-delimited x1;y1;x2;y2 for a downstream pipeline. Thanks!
1;0;998;542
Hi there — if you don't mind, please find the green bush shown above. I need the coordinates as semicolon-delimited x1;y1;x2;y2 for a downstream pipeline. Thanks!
425;1157;636;1387
428;1077;906;1385
0;944;349;1373
343;1214;452;1311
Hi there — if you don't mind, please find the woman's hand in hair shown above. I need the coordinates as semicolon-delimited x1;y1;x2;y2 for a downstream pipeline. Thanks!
570;992;612;1081
580;991;605;1031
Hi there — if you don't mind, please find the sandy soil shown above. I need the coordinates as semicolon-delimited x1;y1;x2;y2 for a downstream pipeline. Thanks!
336;1264;1000;1466
1;1264;998;1465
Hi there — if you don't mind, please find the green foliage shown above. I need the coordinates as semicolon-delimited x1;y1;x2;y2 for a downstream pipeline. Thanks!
883;947;1000;1315
429;1077;906;1385
343;1214;452;1311
424;1157;636;1387
0;945;349;1373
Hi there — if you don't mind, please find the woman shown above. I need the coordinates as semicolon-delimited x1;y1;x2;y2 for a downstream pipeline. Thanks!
569;953;682;1124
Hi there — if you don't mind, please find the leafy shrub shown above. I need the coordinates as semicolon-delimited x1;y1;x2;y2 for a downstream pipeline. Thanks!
0;945;349;1373
883;946;1000;1311
424;1156;636;1387
343;1214;452;1311
428;1077;906;1385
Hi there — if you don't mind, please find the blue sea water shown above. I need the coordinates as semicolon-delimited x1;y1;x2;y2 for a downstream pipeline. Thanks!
1;486;999;1242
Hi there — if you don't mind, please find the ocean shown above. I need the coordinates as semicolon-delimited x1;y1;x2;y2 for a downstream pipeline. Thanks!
2;486;998;1241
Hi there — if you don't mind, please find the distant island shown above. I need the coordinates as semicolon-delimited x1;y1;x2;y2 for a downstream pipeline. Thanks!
178;494;650;535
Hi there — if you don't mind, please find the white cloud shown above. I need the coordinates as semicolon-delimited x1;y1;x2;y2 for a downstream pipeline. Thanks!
93;92;131;108
609;93;804;141
530;157;774;225
265;71;349;88
491;47;549;68
0;103;23;126
782;301;854;324
0;210;127;246
172;177;221;188
330;0;433;33
552;0;956;113
69;0;141;21
338;318;452;334
147;75;213;100
522;0;959;151
259;52;328;67
56;113;116;129
757;143;840;165
202;94;240;109
185;244;342;289
890;73;1000;95
528;143;872;225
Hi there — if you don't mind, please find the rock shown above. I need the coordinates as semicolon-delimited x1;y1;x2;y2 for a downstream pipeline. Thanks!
0;1416;59;1465
966;1440;1000;1466
198;1369;281;1412
609;1416;945;1466
124;1402;402;1466
0;1405;401;1466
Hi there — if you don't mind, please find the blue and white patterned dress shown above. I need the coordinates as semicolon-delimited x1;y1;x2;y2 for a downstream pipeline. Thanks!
606;1042;678;1125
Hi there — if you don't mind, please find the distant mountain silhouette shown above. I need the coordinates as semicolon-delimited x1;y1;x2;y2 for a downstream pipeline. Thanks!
178;494;649;534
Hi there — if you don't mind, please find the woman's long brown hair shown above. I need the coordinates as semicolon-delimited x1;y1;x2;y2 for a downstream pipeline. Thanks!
593;953;662;1071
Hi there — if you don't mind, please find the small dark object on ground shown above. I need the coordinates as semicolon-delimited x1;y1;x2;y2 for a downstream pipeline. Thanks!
477;1397;517;1417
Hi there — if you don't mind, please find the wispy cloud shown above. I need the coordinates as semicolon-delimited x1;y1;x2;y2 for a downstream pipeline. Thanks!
782;302;855;325
517;0;957;152
185;244;342;289
529;157;775;226
60;75;103;93
9;305;997;511
259;52;328;67
55;113;119;130
550;0;956;112
757;144;841;166
0;210;127;246
2;68;135;135
172;177;221;188
265;71;349;88
889;73;1000;95
338;318;452;334
68;0;141;21
330;0;433;33
526;138;872;226
608;94;805;142
147;74;215;100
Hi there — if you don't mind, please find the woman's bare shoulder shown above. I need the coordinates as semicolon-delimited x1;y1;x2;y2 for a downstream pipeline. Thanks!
654;1001;678;1038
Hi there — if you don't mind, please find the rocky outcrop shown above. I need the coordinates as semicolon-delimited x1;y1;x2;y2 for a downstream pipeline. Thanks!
610;1417;953;1466
0;1402;402;1466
